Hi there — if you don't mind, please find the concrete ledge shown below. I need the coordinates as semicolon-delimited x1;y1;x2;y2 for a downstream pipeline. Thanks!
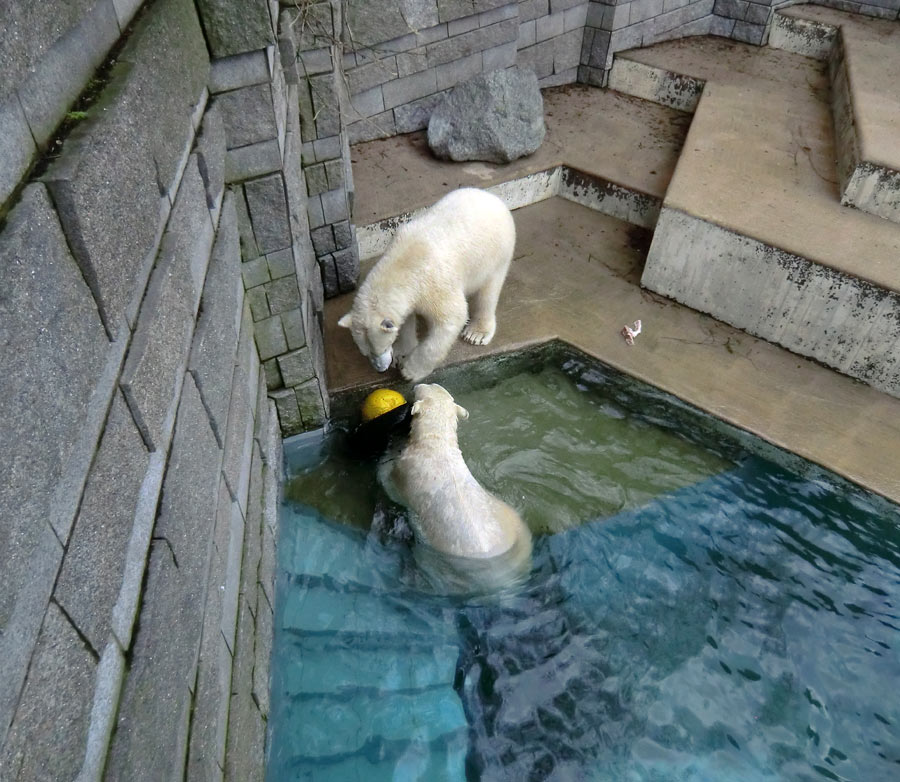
559;166;660;229
775;6;900;224
607;55;704;113
768;9;837;60
325;197;900;504
14;0;120;148
830;25;900;223
356;165;658;261
643;207;900;397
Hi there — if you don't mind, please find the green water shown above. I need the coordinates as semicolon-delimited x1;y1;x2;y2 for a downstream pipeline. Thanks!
286;360;729;535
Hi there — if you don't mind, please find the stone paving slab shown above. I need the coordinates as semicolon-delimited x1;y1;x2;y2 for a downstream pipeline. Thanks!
0;184;115;739
120;156;213;452
54;391;150;655
42;66;167;337
196;0;274;58
0;603;95;782
349;84;690;224
224;599;266;782
186;479;236;781
106;374;221;780
14;0;120;147
189;192;243;448
118;0;210;198
0;0;95;99
0;93;37;207
324;198;900;505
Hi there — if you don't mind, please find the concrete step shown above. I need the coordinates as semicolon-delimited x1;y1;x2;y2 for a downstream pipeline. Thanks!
770;6;900;225
608;36;900;397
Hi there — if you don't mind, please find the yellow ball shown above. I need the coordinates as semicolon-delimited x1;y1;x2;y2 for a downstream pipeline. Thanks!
361;388;406;422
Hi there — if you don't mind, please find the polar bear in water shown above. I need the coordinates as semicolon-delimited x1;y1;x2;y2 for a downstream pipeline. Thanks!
338;188;515;382
378;383;532;593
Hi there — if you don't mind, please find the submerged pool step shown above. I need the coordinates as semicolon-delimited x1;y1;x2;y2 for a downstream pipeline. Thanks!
280;579;459;638
277;636;459;695
272;503;470;779
276;730;468;782
278;687;468;759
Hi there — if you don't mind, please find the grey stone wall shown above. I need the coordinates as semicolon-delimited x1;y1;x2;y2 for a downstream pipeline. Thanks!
210;2;332;431
580;0;717;84
0;0;143;209
518;1;590;88
0;0;330;779
775;0;899;22
279;1;360;298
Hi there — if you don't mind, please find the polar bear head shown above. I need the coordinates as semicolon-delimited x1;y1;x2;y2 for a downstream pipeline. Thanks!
337;309;398;372
410;384;469;425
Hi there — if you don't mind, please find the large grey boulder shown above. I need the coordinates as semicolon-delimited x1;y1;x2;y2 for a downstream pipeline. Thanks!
428;69;546;164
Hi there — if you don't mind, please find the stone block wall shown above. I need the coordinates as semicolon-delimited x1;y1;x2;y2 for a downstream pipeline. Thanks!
210;14;332;431
518;1;590;87
339;0;522;143
279;1;360;298
580;0;717;83
0;0;328;779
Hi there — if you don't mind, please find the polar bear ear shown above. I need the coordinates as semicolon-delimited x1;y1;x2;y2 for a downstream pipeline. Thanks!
411;400;423;416
380;318;397;333
338;313;352;328
455;404;469;421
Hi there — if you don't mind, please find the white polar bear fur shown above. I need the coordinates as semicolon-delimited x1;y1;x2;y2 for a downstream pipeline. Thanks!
378;384;532;590
339;187;516;382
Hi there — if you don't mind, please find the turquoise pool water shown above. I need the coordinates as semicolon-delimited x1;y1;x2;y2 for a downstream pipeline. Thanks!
269;355;900;781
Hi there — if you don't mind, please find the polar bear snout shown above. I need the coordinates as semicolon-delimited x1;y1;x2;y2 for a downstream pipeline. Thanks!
371;348;392;372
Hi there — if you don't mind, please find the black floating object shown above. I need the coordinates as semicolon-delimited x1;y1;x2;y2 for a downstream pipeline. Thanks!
348;403;412;458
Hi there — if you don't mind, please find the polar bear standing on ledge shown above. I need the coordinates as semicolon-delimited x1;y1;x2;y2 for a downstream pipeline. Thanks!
378;384;532;591
338;188;515;382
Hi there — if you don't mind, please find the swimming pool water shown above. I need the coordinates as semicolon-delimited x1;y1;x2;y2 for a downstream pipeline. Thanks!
269;356;900;781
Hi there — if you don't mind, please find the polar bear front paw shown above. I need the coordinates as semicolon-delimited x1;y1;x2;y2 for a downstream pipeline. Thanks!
461;320;496;346
399;354;433;382
400;362;430;382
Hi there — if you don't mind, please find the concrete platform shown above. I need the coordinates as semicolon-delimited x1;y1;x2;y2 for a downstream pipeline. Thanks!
772;6;900;223
609;35;900;396
325;198;900;505
350;84;690;227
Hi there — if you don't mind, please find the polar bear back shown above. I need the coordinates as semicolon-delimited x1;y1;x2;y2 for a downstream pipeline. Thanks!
368;188;515;299
391;442;526;559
